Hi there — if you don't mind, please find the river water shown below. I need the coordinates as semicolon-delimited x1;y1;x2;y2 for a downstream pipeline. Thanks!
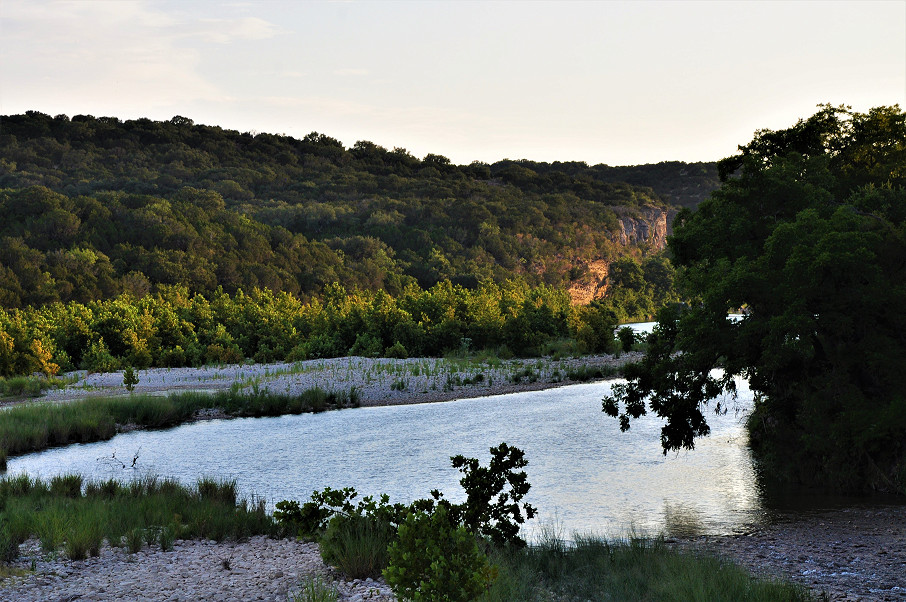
6;376;762;539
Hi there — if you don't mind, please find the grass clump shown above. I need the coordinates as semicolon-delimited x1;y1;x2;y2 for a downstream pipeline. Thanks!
319;513;395;579
0;374;75;399
565;364;620;382
483;532;815;601
288;575;339;602
0;474;275;560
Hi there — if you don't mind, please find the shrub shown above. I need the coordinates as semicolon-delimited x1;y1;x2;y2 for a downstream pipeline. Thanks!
123;365;139;392
81;340;119;373
205;343;243;365
384;504;492;602
274;499;330;539
384;341;408;359
447;442;536;548
349;333;382;357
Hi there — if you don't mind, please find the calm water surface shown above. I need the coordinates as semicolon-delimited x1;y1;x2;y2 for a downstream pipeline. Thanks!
7;377;761;538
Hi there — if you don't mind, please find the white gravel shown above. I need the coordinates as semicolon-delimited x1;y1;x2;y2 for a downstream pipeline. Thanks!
39;353;641;408
2;536;394;601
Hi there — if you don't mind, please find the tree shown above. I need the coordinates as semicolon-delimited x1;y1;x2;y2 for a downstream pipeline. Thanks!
123;365;139;392
603;105;906;494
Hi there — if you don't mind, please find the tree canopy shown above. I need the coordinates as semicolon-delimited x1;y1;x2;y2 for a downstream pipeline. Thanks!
0;112;716;307
603;105;906;494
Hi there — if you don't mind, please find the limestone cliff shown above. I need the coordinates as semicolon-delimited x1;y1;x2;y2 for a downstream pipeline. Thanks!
612;205;678;249
567;205;677;305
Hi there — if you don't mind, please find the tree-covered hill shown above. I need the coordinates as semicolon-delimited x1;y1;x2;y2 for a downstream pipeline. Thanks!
0;111;712;309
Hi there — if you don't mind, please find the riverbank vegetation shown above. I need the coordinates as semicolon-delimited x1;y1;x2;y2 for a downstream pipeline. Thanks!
604;104;906;494
273;443;813;601
0;387;359;462
0;277;670;378
0;446;815;600
0;474;273;563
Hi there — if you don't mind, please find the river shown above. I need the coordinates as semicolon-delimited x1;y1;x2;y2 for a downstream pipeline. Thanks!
6;376;762;539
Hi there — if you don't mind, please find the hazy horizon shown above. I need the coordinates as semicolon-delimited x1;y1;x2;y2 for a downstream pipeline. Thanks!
2;1;903;167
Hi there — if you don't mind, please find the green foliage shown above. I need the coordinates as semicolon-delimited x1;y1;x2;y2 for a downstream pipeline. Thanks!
0;112;705;310
384;504;492;602
0;280;631;379
274;499;331;540
604;105;906;493
446;442;537;548
384;341;408;359
319;513;395;579
123;365;139;391
483;533;814;602
279;441;535;596
617;326;636;353
0;474;275;558
81;339;119;373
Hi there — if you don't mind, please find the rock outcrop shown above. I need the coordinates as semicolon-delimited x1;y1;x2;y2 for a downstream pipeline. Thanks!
567;205;677;305
612;205;678;249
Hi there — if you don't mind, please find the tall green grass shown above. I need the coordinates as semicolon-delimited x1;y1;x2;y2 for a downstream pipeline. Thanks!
483;532;816;601
0;375;76;399
0;386;360;459
0;474;274;561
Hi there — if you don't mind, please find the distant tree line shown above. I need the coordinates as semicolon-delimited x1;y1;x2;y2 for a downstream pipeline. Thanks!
0;280;632;377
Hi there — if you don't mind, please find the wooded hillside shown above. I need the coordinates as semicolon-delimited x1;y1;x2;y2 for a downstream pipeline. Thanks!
0;112;717;308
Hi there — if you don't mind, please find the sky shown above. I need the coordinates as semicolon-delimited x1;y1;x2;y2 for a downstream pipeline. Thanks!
1;0;904;167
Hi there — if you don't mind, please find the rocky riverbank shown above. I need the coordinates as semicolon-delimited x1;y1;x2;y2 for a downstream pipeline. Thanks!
678;505;906;601
36;353;642;409
2;535;394;601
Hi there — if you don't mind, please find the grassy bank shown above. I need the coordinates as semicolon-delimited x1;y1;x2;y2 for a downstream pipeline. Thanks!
484;533;815;601
0;473;815;601
0;474;274;562
0;387;359;464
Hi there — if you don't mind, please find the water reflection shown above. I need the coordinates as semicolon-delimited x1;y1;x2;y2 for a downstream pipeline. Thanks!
661;501;707;538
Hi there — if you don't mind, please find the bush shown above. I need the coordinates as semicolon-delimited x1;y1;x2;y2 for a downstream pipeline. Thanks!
81;340;119;373
384;341;408;359
617;326;637;353
349;333;382;357
123;365;139;391
274;499;330;539
384;504;492;602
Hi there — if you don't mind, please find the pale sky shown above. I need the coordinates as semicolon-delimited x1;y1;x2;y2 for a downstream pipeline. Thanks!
1;0;904;166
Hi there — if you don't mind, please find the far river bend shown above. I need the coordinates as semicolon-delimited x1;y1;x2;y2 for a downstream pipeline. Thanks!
6;376;762;539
